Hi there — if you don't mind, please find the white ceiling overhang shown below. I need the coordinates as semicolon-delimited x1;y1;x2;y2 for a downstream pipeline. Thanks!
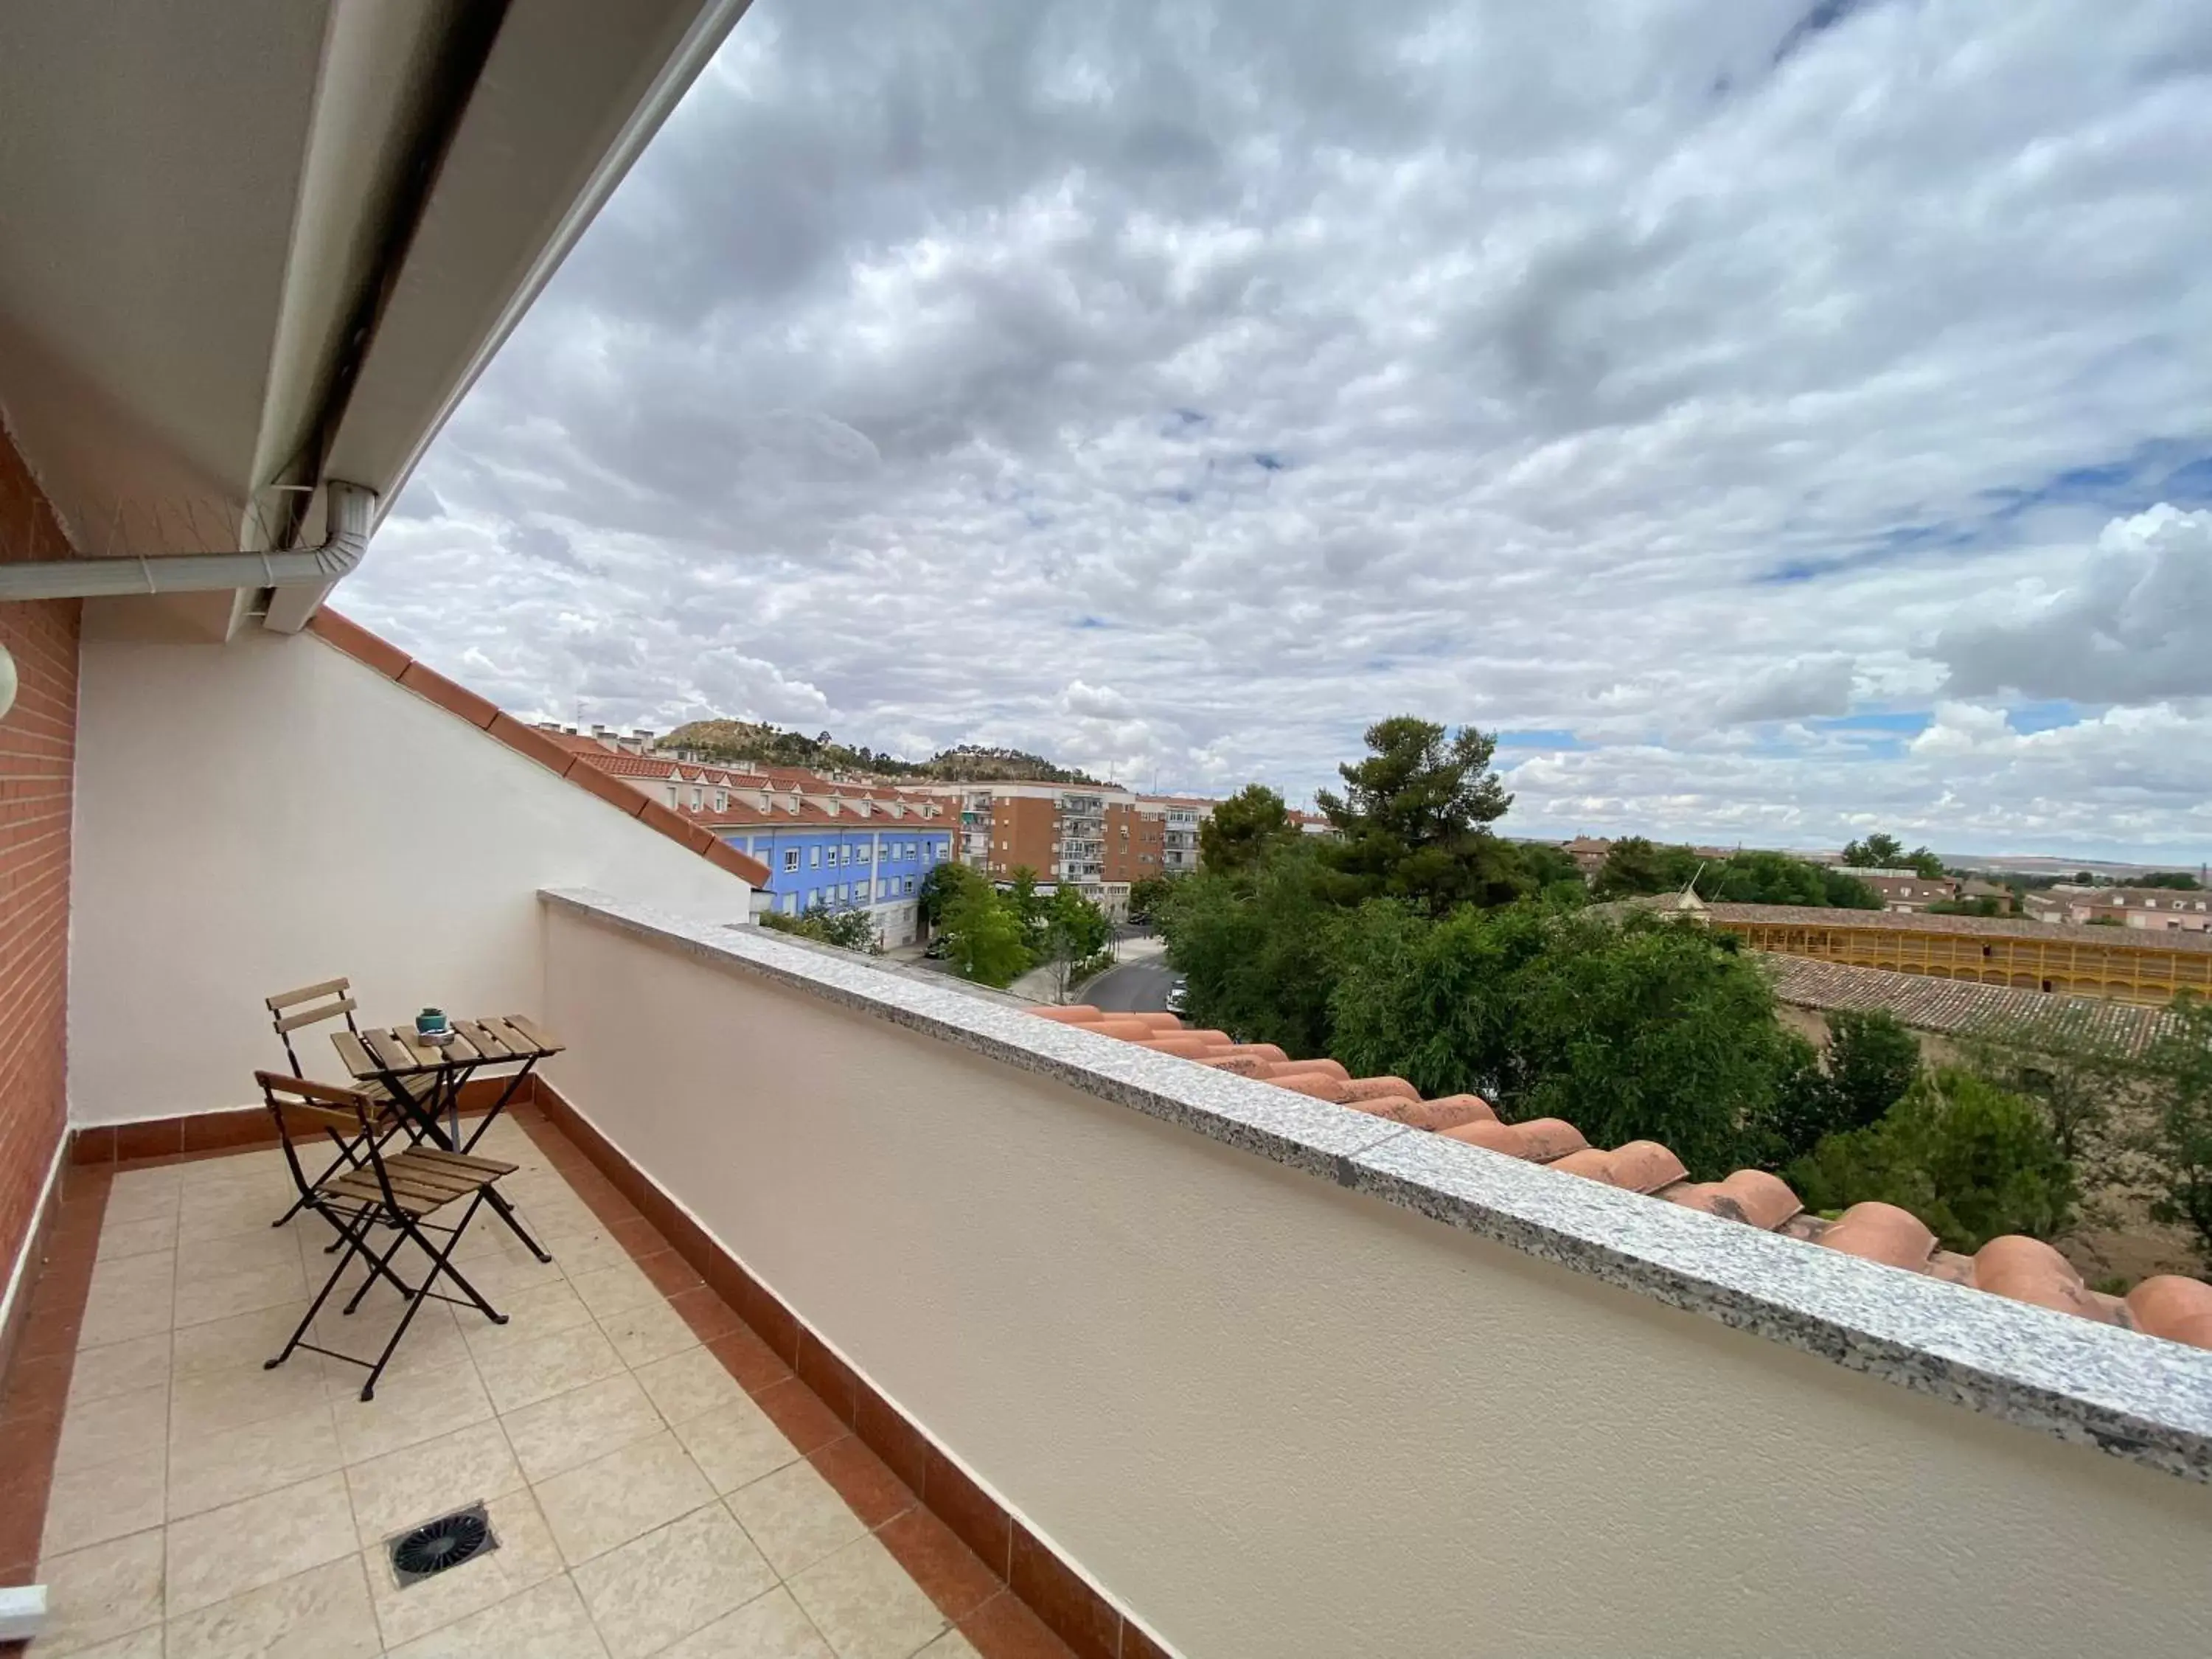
0;0;748;630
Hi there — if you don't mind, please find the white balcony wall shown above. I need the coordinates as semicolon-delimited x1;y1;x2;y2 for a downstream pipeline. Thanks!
69;630;752;1124
541;902;2212;1659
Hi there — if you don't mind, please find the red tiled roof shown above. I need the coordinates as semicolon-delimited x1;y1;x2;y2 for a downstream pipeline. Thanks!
1027;1004;2212;1352
1763;953;2178;1056
305;610;771;887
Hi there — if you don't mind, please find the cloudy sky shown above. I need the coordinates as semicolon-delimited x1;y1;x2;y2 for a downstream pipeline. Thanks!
351;0;2212;863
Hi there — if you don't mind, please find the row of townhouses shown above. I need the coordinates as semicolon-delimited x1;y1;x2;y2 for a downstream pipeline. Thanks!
540;729;1220;942
2024;883;2212;932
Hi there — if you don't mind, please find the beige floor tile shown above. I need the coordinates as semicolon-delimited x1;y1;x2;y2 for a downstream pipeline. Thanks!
500;1371;666;1484
534;1430;717;1567
565;1262;660;1321
571;1502;778;1659
383;1571;609;1659
661;1587;836;1659
85;1248;175;1301
451;1243;570;1301
167;1399;343;1520
178;1226;309;1280
103;1166;184;1211
464;1279;594;1360
163;1470;358;1618
633;1346;748;1427
76;1269;175;1351
347;1418;526;1547
162;1554;381;1659
329;1354;494;1461
41;1447;166;1557
599;1295;700;1369
670;1395;800;1495
64;1334;173;1411
173;1257;310;1330
53;1382;167;1476
316;1293;475;1384
786;1534;950;1659
33;1627;165;1659
914;1632;985;1659
169;1349;330;1439
29;1528;165;1655
176;1188;293;1244
94;1216;176;1262
171;1300;316;1382
362;1487;567;1650
542;1229;633;1279
474;1320;626;1415
726;1462;869;1582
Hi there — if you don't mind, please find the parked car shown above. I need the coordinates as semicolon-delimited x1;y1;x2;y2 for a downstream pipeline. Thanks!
1165;977;1188;1014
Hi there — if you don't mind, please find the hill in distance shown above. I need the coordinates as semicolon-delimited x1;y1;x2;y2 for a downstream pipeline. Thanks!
659;718;1105;786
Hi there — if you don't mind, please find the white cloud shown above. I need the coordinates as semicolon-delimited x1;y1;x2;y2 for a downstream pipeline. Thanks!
1935;504;2212;703
1713;654;1856;725
344;0;2212;859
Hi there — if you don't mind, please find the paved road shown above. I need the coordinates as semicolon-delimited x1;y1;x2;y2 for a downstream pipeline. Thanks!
1085;959;1180;1013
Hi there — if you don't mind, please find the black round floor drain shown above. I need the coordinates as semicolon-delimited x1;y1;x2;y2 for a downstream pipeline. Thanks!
391;1506;494;1587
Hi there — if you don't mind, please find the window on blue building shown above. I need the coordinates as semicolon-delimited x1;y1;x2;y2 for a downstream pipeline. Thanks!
809;846;821;869
782;849;799;873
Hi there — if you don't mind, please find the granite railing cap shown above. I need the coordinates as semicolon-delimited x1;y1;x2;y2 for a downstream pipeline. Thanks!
540;887;2212;1483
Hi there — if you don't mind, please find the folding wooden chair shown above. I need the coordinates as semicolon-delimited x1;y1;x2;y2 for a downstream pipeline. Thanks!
264;978;406;1231
257;1071;517;1401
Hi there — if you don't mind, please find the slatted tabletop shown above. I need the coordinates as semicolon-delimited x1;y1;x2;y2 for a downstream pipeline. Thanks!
332;1014;563;1079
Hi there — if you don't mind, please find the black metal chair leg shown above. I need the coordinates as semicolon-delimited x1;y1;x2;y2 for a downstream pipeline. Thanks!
266;1203;380;1371
357;1200;506;1401
341;1222;416;1316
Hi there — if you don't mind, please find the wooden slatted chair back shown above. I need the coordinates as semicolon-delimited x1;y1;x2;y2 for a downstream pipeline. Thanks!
264;978;365;1073
257;1070;375;1196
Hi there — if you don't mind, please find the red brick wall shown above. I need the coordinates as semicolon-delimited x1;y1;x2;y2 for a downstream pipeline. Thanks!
0;427;77;1307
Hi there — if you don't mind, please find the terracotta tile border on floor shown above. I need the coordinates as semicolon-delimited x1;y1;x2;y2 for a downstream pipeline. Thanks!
64;1079;521;1171
520;1081;1175;1659
0;1157;108;1599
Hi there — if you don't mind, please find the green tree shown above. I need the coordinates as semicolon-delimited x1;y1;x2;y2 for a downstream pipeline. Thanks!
1841;832;1945;880
1158;842;1343;1056
1329;904;1810;1179
1039;886;1113;1002
940;882;1031;988
1199;785;1295;875
1005;866;1046;956
1127;873;1176;922
1511;841;1589;902
1590;837;1702;900
1789;1069;2077;1252
2137;872;2204;891
1315;717;1518;914
917;860;976;933
759;902;882;954
2132;998;2212;1266
1823;1009;1923;1133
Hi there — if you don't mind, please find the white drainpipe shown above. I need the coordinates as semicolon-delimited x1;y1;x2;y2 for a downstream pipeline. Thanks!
0;481;375;630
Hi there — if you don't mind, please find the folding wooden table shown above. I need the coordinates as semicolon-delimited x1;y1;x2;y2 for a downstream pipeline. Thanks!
332;1015;563;1262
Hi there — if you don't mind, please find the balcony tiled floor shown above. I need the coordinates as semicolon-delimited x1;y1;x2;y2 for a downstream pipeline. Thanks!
10;1110;1066;1658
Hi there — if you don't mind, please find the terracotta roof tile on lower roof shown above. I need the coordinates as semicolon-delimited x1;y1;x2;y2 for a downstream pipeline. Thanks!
306;608;772;888
1026;1004;2212;1352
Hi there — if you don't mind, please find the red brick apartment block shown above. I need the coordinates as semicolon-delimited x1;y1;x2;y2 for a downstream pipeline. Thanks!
0;427;77;1360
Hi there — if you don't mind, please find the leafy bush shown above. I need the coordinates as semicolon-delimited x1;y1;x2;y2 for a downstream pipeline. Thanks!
2134;998;2212;1267
940;880;1031;987
759;904;880;953
1329;903;1811;1178
1158;843;1343;1055
1788;1068;2078;1251
1753;1009;1921;1167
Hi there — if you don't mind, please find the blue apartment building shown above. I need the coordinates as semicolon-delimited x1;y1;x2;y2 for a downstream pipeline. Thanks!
725;818;953;945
